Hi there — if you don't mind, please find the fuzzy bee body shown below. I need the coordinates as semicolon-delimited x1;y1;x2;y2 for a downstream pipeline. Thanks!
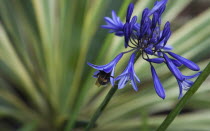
95;71;111;87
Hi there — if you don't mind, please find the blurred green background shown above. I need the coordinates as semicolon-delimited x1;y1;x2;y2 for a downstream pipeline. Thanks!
0;0;209;130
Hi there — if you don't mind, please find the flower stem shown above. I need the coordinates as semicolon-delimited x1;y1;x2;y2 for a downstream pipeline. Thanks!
157;62;210;131
85;85;118;131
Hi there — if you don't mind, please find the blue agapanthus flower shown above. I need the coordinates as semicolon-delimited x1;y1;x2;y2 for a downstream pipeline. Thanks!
88;0;201;99
101;11;124;36
87;53;123;86
115;53;140;91
177;72;201;99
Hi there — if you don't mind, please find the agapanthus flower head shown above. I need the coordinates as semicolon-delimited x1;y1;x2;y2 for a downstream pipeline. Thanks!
88;0;201;99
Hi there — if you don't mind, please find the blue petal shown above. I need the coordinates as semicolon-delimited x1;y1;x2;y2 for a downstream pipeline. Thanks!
130;63;140;83
159;21;170;42
132;69;140;83
141;8;150;25
182;80;192;90
110;67;115;86
134;23;140;31
146;58;165;63
93;71;100;78
117;16;123;26
103;63;117;73
182;72;201;79
104;17;116;26
102;11;124;35
123;16;137;48
141;18;152;36
162;45;173;50
146;28;152;36
130;74;138;91
126;3;134;22
167;52;200;71
87;62;106;70
111;10;118;24
129;16;137;33
163;22;170;33
123;23;129;48
147;0;168;16
156;42;172;50
158;17;162;25
144;46;154;55
115;31;124;36
109;30;115;33
185;80;194;86
157;51;163;57
87;53;123;73
151;66;165;99
131;16;137;24
101;25;118;30
163;53;184;81
150;37;157;43
152;12;159;28
157;2;166;16
170;58;182;67
118;76;128;89
164;30;171;46
103;53;124;73
130;52;136;63
115;72;127;81
177;80;183;99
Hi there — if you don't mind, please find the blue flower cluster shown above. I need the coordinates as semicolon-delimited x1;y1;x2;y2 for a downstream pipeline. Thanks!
88;0;200;99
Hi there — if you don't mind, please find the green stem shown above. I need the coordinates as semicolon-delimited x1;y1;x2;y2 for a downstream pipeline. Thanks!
157;62;210;131
85;85;118;131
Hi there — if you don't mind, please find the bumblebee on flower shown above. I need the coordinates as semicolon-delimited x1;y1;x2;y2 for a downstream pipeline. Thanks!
88;0;200;99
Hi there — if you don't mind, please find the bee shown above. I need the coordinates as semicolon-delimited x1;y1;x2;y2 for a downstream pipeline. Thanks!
94;71;111;87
